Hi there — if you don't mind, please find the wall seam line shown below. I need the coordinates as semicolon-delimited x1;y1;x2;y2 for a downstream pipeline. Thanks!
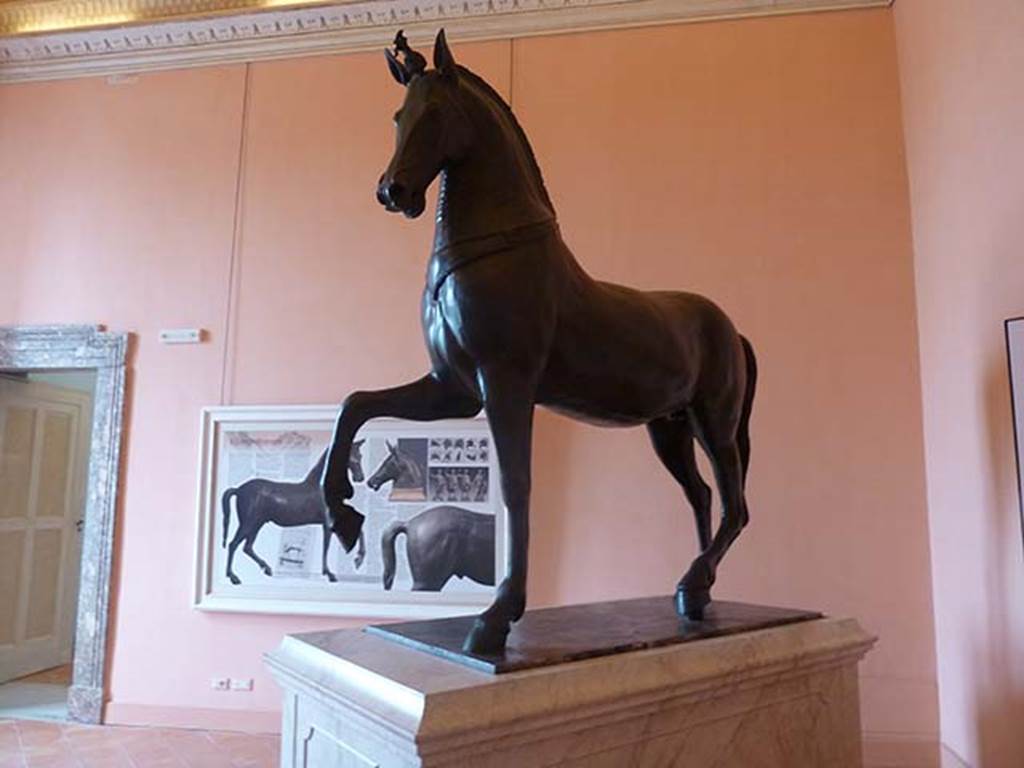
220;62;252;407
508;36;515;111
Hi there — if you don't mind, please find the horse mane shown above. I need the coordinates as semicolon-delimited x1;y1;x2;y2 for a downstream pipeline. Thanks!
457;65;555;214
304;449;328;484
400;453;424;486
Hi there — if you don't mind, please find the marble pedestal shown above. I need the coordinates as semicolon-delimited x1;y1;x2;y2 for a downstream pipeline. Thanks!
266;604;875;768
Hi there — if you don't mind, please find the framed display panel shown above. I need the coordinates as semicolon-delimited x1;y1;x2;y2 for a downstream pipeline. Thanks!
194;405;507;618
1007;318;1024;547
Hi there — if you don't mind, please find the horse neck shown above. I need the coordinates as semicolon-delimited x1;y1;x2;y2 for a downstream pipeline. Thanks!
434;84;554;251
303;450;328;484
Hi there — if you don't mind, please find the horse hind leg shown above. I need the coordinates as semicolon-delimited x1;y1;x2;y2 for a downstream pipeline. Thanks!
737;335;757;484
226;529;247;585
678;407;748;620
242;531;274;577
647;416;713;552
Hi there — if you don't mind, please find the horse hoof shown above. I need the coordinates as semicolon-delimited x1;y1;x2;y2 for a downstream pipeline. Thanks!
263;567;273;577
676;587;710;621
228;575;241;585
462;618;510;655
325;572;338;583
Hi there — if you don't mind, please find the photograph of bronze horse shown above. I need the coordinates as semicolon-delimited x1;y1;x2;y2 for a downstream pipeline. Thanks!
322;30;757;654
223;441;366;585
366;439;428;501
381;506;495;592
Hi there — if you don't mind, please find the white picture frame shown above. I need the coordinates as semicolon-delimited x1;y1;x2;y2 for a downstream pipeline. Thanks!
193;405;507;618
1007;318;1024;540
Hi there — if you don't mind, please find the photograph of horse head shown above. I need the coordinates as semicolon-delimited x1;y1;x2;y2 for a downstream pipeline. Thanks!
366;438;428;501
220;439;365;585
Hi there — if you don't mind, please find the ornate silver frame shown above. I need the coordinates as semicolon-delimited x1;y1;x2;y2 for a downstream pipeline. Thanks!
0;324;128;724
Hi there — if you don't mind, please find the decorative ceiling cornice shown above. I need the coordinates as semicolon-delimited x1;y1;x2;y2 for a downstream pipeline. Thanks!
0;0;891;84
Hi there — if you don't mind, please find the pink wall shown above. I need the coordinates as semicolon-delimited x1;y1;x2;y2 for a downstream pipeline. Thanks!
0;8;939;743
895;1;1024;765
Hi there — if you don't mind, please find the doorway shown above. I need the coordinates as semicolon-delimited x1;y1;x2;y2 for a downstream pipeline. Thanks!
0;371;95;720
0;325;127;723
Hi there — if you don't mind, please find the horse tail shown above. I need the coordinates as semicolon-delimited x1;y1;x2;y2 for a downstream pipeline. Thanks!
221;488;238;547
381;521;407;591
738;335;758;483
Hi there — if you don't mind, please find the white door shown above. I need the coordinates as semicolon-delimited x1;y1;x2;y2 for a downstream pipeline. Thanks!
0;376;91;684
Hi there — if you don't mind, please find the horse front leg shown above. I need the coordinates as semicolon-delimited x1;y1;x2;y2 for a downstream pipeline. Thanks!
463;375;535;654
354;530;366;570
322;373;480;551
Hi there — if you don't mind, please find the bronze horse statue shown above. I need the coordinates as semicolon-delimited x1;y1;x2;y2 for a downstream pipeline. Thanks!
381;506;495;591
323;30;757;654
223;442;365;584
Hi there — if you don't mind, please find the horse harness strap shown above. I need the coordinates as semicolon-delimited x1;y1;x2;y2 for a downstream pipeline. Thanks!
428;218;558;300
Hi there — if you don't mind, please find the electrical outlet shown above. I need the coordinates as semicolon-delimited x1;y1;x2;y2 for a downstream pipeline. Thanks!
230;678;253;692
211;677;230;691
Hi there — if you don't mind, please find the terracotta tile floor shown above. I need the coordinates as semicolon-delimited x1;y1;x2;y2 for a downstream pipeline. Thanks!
0;719;279;767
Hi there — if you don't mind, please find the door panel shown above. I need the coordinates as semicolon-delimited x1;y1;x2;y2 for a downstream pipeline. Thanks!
26;528;63;640
0;531;25;646
0;407;36;520
38;412;72;520
0;378;91;684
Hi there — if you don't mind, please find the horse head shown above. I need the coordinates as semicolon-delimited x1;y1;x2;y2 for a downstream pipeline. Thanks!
367;440;402;491
348;438;366;483
377;29;473;219
368;440;422;491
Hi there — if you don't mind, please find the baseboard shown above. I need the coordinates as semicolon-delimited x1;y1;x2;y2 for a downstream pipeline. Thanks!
863;732;941;767
103;702;280;734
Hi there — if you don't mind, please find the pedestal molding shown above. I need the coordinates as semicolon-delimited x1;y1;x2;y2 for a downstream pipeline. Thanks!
0;0;891;83
267;616;876;766
423;621;875;756
267;650;423;745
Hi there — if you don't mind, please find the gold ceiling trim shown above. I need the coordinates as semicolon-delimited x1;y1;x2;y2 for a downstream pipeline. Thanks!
0;0;892;83
0;0;334;35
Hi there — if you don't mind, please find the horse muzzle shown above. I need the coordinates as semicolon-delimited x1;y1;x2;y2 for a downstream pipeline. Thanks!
376;176;426;219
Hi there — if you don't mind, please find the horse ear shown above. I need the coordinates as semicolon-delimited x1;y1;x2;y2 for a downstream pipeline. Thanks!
385;48;410;86
353;439;365;449
386;440;397;453
433;28;458;82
